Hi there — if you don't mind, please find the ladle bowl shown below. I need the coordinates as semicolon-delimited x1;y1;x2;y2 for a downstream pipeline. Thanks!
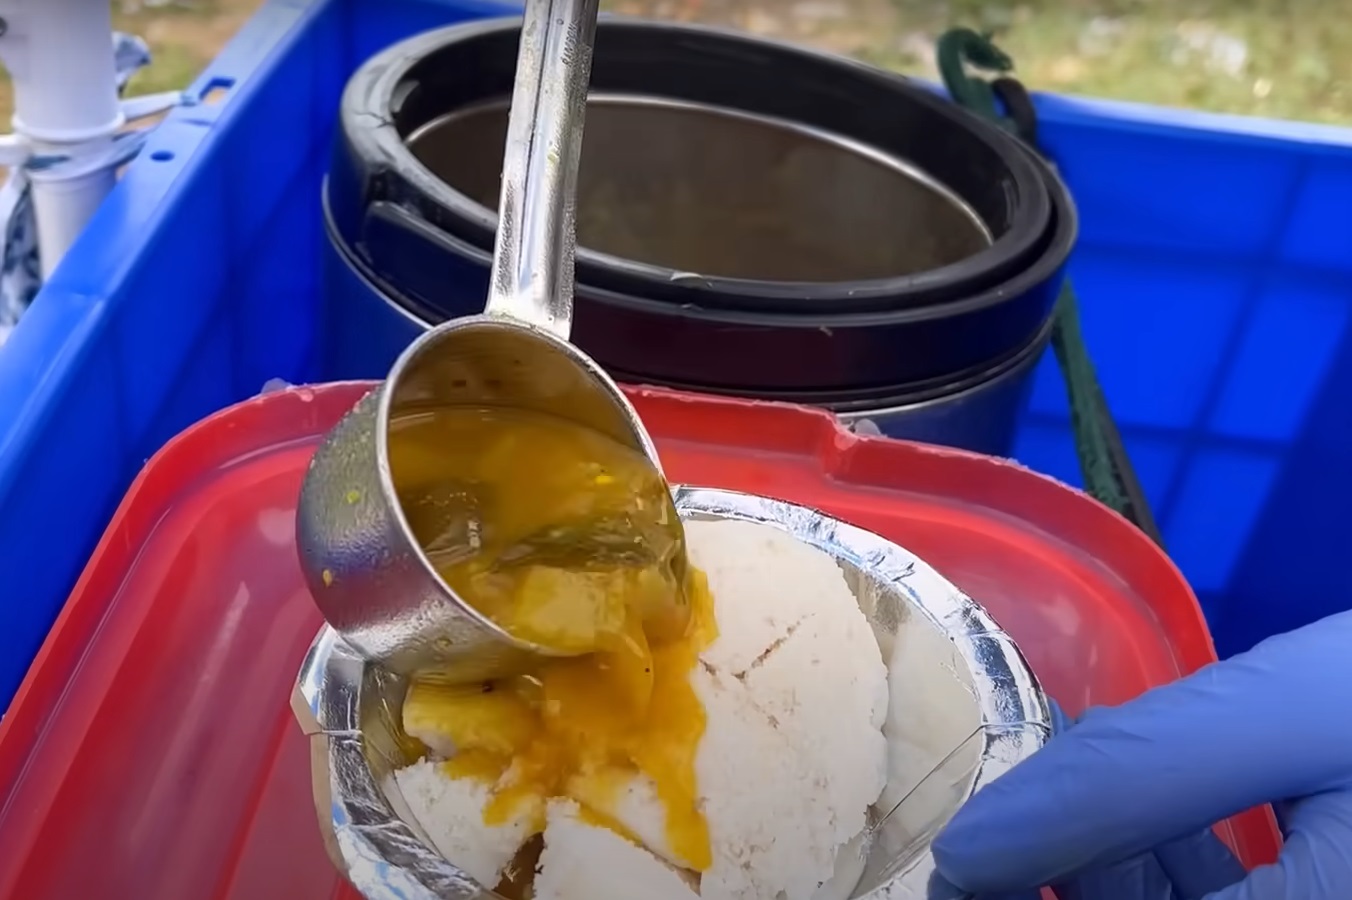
296;0;683;679
295;315;659;680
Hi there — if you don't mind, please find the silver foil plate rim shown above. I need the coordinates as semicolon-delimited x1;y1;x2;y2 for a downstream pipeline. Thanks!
295;485;1052;900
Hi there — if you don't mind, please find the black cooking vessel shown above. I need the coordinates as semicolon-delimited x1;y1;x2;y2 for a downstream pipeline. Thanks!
329;17;1053;315
326;17;1075;391
331;140;1074;392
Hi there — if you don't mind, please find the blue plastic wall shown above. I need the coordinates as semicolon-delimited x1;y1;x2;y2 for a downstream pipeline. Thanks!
0;0;1349;707
1015;98;1352;659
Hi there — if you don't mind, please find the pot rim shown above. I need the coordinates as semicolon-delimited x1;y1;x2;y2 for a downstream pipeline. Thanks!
609;305;1056;413
340;15;1055;313
326;138;1076;332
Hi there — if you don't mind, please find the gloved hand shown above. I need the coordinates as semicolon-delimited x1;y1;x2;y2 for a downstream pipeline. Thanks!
932;611;1352;900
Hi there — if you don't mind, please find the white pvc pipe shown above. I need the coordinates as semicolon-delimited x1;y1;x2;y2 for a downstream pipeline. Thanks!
0;0;126;277
28;166;120;277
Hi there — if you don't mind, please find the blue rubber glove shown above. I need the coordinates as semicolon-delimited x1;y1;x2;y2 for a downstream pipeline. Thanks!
932;611;1352;899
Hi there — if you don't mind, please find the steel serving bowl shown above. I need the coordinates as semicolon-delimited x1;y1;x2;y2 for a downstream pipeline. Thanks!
293;486;1051;900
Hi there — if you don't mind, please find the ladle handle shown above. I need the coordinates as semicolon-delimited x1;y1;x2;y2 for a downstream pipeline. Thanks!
485;0;599;340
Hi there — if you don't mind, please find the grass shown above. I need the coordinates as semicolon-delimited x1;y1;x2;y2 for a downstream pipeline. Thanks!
0;0;1345;128
610;0;1352;126
0;0;264;124
121;41;206;99
879;0;1352;125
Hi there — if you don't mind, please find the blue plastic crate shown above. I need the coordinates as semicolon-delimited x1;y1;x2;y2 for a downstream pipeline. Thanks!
1;0;1350;708
1015;96;1352;658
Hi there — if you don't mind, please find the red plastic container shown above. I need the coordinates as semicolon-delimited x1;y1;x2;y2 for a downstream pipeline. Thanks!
0;382;1280;899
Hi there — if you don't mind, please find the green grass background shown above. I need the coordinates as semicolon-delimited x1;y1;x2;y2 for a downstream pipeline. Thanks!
2;1;1344;125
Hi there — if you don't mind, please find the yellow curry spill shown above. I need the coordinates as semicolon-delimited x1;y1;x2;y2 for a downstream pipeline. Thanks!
388;406;716;872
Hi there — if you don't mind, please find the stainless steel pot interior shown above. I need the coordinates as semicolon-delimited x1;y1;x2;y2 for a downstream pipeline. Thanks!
406;94;992;285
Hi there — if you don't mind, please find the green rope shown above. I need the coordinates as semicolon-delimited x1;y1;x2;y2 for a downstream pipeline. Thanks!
1047;282;1127;515
935;29;1019;136
936;28;1143;528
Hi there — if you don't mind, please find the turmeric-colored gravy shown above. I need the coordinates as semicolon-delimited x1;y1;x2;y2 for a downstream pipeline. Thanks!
389;406;716;874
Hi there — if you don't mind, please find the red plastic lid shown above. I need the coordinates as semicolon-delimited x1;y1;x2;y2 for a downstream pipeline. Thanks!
0;381;1279;898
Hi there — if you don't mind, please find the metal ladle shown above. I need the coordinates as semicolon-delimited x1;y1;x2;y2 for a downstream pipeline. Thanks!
295;0;678;682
